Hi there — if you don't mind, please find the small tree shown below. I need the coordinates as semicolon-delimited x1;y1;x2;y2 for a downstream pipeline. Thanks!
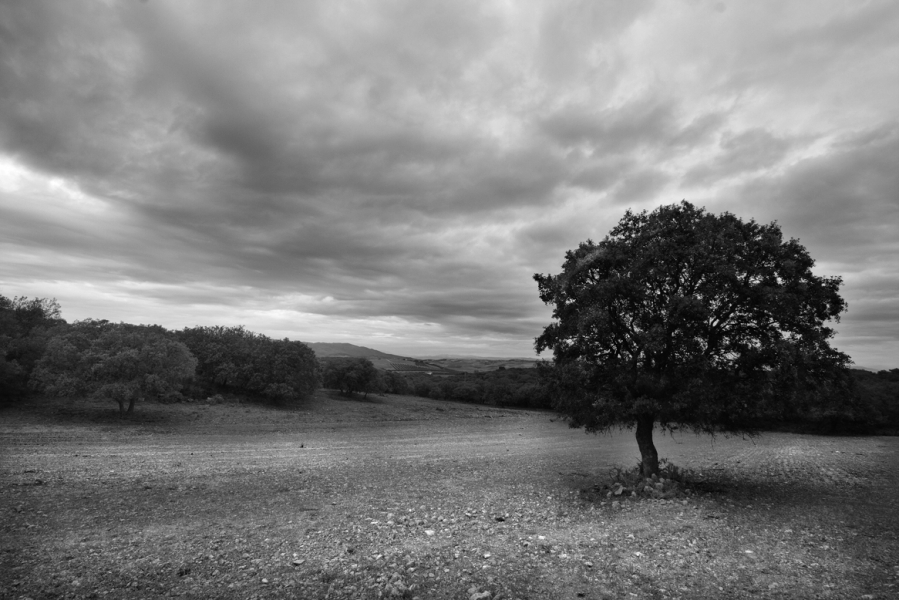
535;202;851;477
32;321;197;414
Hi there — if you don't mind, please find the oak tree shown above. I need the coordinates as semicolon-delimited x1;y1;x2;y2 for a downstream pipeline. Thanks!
32;320;197;414
535;202;851;476
322;357;379;398
177;326;320;404
0;294;65;399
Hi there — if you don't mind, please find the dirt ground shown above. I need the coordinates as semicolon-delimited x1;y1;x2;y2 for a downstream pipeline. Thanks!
1;393;898;599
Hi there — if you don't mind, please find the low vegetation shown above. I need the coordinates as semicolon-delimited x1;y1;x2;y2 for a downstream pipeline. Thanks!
849;368;899;432
399;367;555;409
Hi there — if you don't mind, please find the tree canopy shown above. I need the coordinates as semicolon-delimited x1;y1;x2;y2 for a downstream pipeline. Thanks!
32;320;197;414
535;201;851;476
1;294;65;400
322;357;380;398
177;325;320;404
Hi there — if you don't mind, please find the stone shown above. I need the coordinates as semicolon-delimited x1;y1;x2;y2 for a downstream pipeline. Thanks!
470;592;492;600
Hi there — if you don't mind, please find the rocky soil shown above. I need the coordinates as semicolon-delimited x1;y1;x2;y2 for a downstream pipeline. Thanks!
1;393;897;599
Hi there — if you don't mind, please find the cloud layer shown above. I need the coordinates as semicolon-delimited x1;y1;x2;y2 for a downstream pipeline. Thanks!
1;0;897;366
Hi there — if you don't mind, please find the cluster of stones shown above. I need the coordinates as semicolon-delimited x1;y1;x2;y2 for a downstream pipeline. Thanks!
605;473;687;500
377;571;413;598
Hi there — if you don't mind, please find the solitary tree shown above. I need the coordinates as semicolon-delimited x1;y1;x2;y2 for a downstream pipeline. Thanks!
535;202;851;477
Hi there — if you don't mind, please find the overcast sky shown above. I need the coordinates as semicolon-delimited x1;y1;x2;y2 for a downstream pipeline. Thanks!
1;1;897;367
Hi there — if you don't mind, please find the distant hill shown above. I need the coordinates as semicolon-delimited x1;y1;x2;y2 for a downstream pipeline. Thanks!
302;342;540;373
417;354;540;360
302;342;406;360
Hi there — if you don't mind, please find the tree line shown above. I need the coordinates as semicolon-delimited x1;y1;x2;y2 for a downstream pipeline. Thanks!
320;356;556;409
1;294;321;413
323;355;897;435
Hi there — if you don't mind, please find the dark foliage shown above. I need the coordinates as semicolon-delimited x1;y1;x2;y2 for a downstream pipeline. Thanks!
843;368;899;432
0;293;66;401
399;367;554;409
177;326;320;405
379;370;411;395
31;320;196;414
321;357;380;397
535;202;852;475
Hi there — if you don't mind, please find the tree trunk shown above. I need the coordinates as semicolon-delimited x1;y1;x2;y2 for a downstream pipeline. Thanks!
117;400;124;416
127;397;136;414
636;415;659;477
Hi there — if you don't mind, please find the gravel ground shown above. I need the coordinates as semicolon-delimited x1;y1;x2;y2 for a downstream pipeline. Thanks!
1;393;898;599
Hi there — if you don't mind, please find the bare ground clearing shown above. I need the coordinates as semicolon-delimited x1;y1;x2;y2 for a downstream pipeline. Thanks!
1;393;898;599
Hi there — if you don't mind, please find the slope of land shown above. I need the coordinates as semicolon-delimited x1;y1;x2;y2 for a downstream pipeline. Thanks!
301;342;406;360
304;342;539;373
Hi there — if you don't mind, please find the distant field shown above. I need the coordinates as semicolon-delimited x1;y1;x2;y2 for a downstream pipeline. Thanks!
308;341;541;374
368;357;539;373
425;358;540;373
2;394;897;599
381;359;452;373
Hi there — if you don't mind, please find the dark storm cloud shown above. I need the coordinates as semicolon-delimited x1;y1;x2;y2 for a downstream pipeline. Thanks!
1;0;896;363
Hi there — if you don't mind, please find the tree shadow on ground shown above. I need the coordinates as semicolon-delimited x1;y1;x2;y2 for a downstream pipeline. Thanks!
572;465;896;532
324;389;384;404
0;395;178;427
689;473;898;531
